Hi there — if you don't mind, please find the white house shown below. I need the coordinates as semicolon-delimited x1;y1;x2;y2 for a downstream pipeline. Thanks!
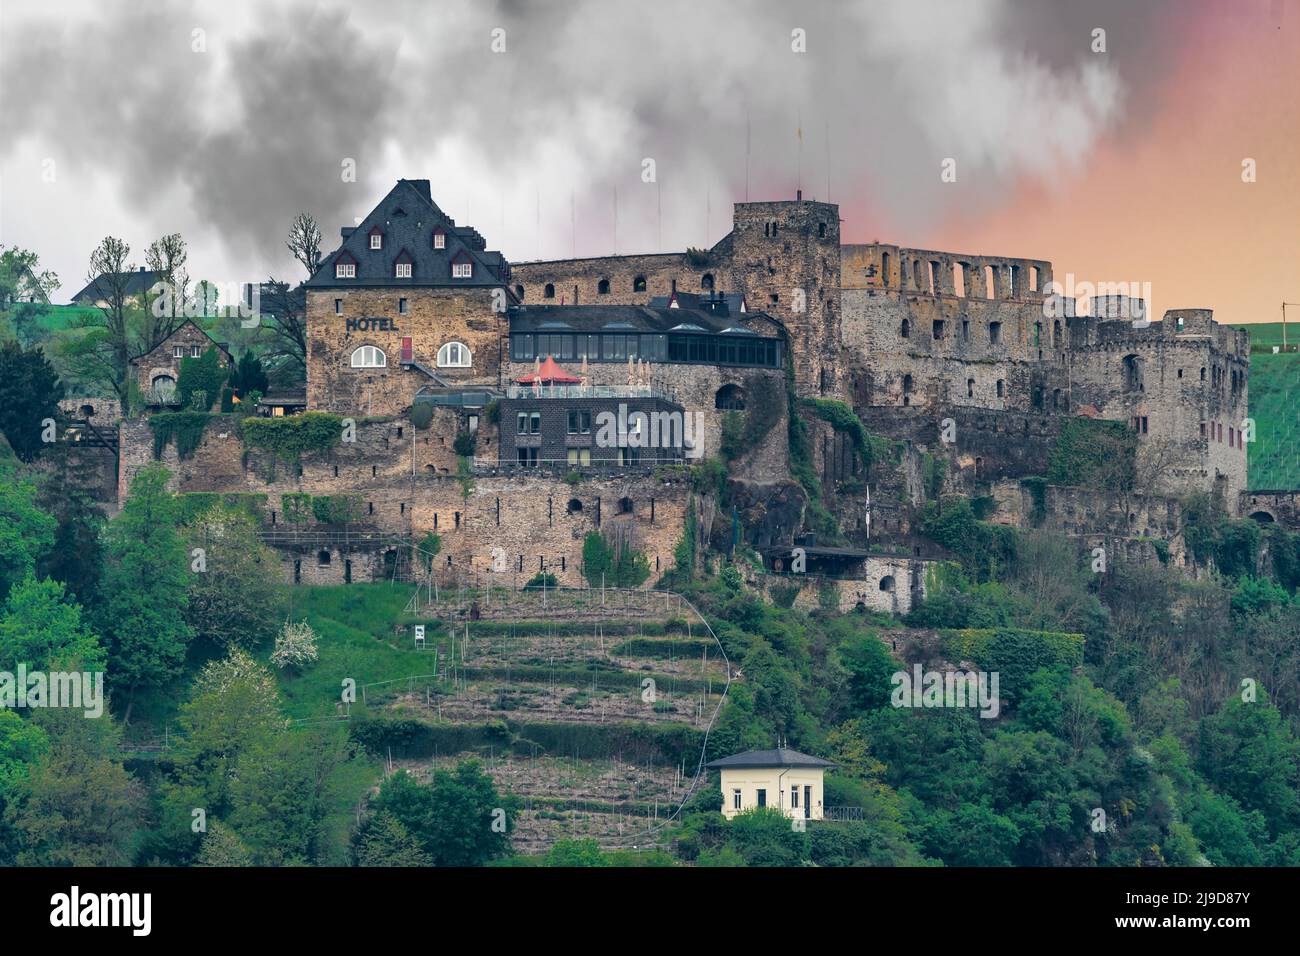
705;748;834;821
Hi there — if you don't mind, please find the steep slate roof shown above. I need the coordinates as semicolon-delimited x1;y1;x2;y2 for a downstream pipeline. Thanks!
70;268;162;304
704;748;835;770
305;179;509;289
509;304;783;338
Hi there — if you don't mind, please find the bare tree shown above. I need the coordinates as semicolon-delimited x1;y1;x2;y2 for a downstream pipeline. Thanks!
286;213;323;277
81;236;136;404
145;232;189;336
261;277;307;377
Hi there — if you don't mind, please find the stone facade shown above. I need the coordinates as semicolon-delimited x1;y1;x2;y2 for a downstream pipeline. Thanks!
132;321;231;405
306;286;505;417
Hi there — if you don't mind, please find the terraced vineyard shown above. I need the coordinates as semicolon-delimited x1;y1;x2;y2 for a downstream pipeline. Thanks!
282;583;731;853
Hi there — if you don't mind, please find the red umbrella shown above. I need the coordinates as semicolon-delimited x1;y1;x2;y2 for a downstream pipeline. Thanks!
515;355;582;384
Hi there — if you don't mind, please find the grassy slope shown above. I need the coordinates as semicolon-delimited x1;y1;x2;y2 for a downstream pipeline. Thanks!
1244;351;1300;490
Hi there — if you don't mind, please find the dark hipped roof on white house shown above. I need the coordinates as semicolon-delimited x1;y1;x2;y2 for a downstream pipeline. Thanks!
70;267;162;304
704;748;835;770
305;179;508;290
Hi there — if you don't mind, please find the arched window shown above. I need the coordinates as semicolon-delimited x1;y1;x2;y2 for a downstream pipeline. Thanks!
701;273;714;291
515;284;524;299
633;276;647;292
900;318;910;339
996;379;1005;398
317;550;331;566
566;498;583;514
597;278;610;295
879;575;895;592
715;384;746;410
351;345;386;368
544;283;555;299
150;374;177;403
437;342;472;368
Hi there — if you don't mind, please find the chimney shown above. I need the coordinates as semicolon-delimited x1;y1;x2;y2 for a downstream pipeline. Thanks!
796;189;802;201
139;266;146;272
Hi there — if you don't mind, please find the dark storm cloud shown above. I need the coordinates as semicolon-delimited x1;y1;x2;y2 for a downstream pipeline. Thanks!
0;0;1196;276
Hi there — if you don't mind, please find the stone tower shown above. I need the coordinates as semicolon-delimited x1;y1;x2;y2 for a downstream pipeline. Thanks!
727;195;842;399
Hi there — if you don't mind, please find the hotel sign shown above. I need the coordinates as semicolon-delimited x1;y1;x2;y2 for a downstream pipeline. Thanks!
345;317;400;332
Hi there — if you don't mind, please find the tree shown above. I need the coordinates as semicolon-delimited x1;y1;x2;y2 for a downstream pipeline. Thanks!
0;457;56;602
0;342;63;461
145;232;189;325
545;838;609;867
74;236;135;404
0;710;48;864
352;810;431;867
184;505;283;650
227;726;351;866
0;575;105;673
228;350;269;399
4;706;142;866
271;619;319;670
725;807;809;866
260;279;307;377
99;464;193;720
365;763;514;866
286;213;323;276
0;245;59;347
195;821;253;867
176;345;228;411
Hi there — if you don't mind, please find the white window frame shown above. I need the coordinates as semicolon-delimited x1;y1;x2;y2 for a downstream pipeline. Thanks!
732;789;742;811
395;262;412;279
437;341;472;368
173;345;184;358
452;260;472;279
370;232;382;250
350;345;386;368
433;230;446;250
336;262;355;279
191;345;202;357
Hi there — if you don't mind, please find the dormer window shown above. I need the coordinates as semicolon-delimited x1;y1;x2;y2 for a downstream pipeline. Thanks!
433;228;446;250
369;227;383;250
451;251;472;279
336;262;355;279
394;249;413;279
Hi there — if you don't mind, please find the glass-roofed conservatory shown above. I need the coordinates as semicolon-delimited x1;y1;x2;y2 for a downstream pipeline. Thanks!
508;311;783;369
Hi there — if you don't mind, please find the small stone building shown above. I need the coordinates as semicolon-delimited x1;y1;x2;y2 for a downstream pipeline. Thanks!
131;320;231;406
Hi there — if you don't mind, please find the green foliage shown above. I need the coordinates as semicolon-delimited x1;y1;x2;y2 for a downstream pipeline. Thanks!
919;496;1019;582
581;531;650;588
240;411;343;462
1019;476;1048;526
1048;417;1136;490
415;532;441;573
522;572;558;591
358;764;514;867
941;628;1085;704
98;463;193;702
456;455;475;503
184;505;285;651
228;350;268;398
310;494;362;524
453;431;476;457
176;346;228;412
409;403;433;430
544;838;610;867
0;458;56;602
0;341;63;461
1182;494;1261;579
281;492;312;524
149;411;213;460
922;452;947;500
0;575;105;672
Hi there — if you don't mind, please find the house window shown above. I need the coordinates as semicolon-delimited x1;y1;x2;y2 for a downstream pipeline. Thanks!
597;279;610;295
395;262;412;278
433;229;446;250
996;379;1005;398
173;345;184;358
732;789;742;811
544;283;555;299
791;787;800;808
567;410;591;434
370;231;382;250
567;449;591;465
191;345;202;357
756;788;767;808
399;297;408;315
350;345;386;368
633;276;647;292
335;262;355;279
900;318;910;339
437;342;472;367
452;260;473;279
989;321;1002;344
334;298;343;315
517;412;540;435
516;447;538;467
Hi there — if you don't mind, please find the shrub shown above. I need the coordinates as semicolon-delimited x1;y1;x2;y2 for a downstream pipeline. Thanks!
176;346;228;412
240;411;343;462
271;620;319;670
